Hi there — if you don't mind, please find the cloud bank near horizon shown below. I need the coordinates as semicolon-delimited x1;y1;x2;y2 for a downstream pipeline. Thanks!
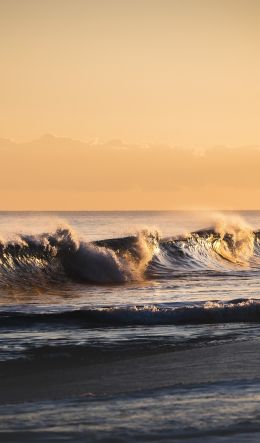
0;135;259;210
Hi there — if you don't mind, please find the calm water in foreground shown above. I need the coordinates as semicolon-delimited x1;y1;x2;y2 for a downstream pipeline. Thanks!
1;210;260;442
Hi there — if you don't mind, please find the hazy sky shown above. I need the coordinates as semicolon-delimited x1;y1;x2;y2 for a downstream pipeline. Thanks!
0;0;260;209
1;0;260;146
0;136;259;210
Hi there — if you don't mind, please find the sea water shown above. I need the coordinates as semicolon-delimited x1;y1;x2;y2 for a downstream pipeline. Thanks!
1;210;260;442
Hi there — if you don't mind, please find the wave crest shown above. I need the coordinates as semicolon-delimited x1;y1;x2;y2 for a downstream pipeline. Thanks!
0;225;159;285
0;219;260;286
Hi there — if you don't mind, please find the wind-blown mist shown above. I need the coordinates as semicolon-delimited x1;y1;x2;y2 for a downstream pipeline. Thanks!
0;135;259;209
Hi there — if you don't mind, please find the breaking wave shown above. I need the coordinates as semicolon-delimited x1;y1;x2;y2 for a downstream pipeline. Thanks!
0;226;158;286
0;218;260;285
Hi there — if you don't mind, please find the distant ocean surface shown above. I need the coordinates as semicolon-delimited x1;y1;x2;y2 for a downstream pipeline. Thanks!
2;210;260;442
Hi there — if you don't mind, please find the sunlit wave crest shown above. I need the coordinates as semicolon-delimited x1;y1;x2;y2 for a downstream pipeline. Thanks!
0;218;260;286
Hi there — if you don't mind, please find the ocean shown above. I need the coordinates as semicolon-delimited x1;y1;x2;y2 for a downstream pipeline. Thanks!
1;210;260;442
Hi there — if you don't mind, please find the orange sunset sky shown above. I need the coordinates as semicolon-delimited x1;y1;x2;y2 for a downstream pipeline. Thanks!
1;0;260;210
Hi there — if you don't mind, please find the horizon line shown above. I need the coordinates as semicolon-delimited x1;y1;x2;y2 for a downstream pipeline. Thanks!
0;209;259;213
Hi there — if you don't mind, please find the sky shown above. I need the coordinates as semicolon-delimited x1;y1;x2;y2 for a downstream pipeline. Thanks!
0;0;260;209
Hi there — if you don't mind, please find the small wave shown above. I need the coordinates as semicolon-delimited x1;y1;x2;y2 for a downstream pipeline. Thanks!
1;299;260;326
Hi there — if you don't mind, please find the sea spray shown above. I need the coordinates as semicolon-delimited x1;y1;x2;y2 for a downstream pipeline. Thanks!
0;218;259;286
212;214;254;264
0;224;160;285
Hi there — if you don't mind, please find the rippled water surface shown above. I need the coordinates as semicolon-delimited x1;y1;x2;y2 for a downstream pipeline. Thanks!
2;211;260;442
0;210;260;358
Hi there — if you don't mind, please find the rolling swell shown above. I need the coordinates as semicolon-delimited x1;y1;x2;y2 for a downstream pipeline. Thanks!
0;223;259;286
1;299;260;326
